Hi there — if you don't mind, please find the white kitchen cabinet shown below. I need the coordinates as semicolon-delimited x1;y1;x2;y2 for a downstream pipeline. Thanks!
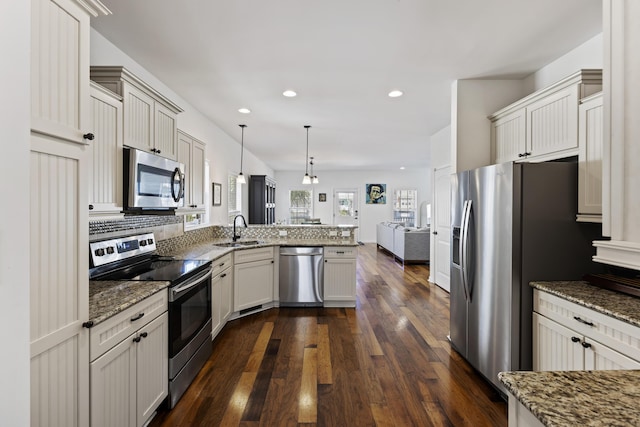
490;69;602;164
211;254;233;339
89;82;124;219
577;92;603;222
593;1;640;269
90;66;183;160
533;289;640;372
323;246;357;308
177;130;206;211
234;247;275;312
29;2;109;425
90;298;168;427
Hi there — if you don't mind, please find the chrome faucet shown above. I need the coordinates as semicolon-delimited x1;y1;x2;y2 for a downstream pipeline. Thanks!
232;214;248;242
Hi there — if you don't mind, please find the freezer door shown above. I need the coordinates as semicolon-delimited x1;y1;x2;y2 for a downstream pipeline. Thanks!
466;162;514;393
449;170;468;357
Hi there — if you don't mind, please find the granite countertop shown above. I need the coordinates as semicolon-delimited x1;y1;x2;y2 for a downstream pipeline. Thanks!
89;238;359;325
499;370;640;427
89;280;170;325
531;281;640;328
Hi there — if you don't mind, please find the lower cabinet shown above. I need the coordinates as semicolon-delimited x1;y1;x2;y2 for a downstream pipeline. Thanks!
533;289;640;371
90;293;168;427
323;246;357;307
212;263;233;339
234;247;275;312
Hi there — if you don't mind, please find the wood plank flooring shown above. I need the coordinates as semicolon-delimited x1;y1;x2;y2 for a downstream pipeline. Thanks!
149;244;507;426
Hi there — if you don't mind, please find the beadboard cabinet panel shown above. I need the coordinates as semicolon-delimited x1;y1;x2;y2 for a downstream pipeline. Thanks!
577;92;604;221
492;109;526;164
123;84;155;153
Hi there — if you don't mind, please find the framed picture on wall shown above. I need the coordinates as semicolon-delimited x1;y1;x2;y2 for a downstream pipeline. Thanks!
213;182;222;206
319;193;327;202
365;183;386;204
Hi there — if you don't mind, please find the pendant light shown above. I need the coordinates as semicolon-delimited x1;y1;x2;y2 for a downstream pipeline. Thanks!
237;124;247;184
310;156;319;184
302;125;312;184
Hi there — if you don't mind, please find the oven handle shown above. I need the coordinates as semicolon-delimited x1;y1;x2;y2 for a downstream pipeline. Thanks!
169;268;212;302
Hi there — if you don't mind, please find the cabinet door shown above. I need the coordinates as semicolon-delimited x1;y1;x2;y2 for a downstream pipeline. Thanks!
154;103;178;160
31;0;91;144
177;132;192;205
191;139;206;207
221;268;233;322
90;335;137;427
123;84;155;153
136;312;168;427
211;273;223;336
577;94;603;218
89;84;124;216
533;313;583;371
584;338;640;371
234;259;274;311
323;258;357;306
526;86;579;159
491;108;526;163
30;135;90;427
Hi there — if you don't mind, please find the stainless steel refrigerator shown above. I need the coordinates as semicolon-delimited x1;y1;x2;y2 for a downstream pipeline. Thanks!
450;161;600;396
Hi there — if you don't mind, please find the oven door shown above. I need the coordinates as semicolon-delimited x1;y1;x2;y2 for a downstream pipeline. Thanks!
168;267;212;378
126;148;185;209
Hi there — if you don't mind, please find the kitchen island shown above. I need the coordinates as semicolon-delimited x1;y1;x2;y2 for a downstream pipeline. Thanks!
500;280;640;427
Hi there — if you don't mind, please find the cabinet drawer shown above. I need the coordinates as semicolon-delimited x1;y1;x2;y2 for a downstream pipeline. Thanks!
324;246;358;259
90;290;168;361
534;289;640;362
234;246;273;264
211;253;232;277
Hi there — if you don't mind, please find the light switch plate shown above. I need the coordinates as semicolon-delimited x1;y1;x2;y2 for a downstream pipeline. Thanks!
341;230;351;237
329;231;338;237
279;230;287;237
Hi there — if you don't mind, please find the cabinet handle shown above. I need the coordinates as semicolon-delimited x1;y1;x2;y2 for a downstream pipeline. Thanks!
82;321;94;329
130;313;145;322
157;149;162;154
325;260;328;263
525;152;531;156
432;231;438;235
133;336;142;343
573;316;594;327
518;153;526;158
220;262;225;267
83;133;95;141
271;260;274;264
571;336;581;343
89;204;94;210
581;341;592;349
221;273;226;278
140;332;148;339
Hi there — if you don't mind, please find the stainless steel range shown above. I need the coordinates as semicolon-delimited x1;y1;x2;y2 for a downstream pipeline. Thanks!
89;232;213;408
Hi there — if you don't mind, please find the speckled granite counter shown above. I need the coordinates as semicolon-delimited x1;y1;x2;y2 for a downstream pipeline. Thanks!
89;280;170;325
499;370;640;427
531;281;640;328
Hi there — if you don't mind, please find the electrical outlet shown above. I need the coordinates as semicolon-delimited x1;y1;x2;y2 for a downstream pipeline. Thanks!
341;230;351;237
329;230;338;237
279;230;287;237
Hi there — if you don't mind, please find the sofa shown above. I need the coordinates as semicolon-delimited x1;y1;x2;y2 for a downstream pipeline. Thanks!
376;222;430;264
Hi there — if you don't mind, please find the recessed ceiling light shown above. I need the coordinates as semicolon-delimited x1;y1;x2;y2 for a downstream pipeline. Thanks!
400;166;406;170
283;90;297;97
388;90;403;98
238;108;251;114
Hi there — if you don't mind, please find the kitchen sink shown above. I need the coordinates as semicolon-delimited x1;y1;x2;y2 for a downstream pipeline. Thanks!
213;240;262;248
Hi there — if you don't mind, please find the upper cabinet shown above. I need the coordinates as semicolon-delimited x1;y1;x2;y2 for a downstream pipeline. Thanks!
577;92;603;223
177;130;206;211
31;0;109;145
89;81;124;219
490;69;602;164
90;66;183;160
594;1;640;270
248;175;276;225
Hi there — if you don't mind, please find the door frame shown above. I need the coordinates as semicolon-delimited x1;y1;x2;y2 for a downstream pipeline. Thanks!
333;188;360;242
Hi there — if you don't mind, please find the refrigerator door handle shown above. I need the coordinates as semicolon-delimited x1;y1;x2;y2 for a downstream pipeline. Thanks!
461;199;472;301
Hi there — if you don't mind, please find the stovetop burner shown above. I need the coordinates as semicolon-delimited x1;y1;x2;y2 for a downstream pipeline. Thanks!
89;233;211;285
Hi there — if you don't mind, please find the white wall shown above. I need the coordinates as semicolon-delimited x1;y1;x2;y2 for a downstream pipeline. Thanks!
0;1;30;425
90;29;274;225
524;33;603;92
274;168;430;243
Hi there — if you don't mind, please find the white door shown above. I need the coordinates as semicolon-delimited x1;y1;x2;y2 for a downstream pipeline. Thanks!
432;167;451;292
333;188;359;241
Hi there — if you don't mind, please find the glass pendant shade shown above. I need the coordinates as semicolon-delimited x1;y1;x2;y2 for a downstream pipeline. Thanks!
312;175;319;184
302;174;311;185
238;124;247;185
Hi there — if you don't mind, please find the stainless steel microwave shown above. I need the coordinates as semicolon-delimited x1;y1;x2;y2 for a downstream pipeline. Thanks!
124;148;185;210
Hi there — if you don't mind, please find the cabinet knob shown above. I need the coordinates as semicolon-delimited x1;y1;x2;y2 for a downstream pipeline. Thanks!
89;204;94;210
157;149;162;154
133;336;142;343
518;153;526;158
83;133;95;141
82;321;94;329
571;336;580;343
432;231;438;235
221;273;226;278
140;332;148;339
581;341;592;349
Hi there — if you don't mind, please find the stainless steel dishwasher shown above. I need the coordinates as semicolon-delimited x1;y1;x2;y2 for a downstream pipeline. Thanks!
279;247;324;307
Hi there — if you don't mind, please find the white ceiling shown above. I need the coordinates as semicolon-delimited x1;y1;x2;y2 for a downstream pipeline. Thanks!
91;0;602;172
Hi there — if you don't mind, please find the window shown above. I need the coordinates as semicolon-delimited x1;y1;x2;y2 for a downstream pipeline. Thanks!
228;173;242;225
289;190;312;224
393;189;417;227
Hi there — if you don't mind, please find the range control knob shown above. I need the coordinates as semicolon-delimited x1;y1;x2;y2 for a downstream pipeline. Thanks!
94;248;105;257
139;240;147;247
147;238;154;245
106;247;115;254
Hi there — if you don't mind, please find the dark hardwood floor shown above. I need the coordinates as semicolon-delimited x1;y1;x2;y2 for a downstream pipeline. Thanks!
150;243;507;426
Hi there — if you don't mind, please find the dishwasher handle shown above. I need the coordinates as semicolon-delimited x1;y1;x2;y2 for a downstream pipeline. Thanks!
279;247;324;256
